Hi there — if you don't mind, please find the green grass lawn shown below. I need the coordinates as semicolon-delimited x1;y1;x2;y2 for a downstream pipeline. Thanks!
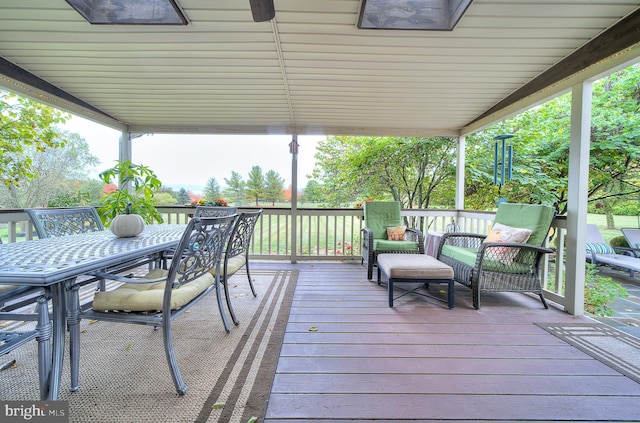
587;214;640;243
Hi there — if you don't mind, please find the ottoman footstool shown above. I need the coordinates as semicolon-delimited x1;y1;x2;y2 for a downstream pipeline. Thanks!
377;254;455;308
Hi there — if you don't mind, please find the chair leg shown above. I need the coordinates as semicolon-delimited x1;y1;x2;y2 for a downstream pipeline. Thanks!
539;293;549;309
472;283;480;310
214;275;231;333
245;262;257;297
162;319;187;395
222;277;239;326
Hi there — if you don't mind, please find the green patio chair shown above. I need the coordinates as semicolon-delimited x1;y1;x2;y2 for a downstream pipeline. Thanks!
437;203;555;309
361;201;424;280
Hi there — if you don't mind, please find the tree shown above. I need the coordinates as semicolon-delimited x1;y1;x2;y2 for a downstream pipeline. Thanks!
1;91;70;188
203;177;221;202
302;180;325;203
464;64;640;216
224;171;246;205
0;131;99;208
245;166;265;205
177;188;191;205
153;192;178;206
264;169;285;205
312;136;456;208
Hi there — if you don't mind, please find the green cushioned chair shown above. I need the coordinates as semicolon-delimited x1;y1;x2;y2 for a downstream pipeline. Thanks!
361;201;424;280
67;215;236;396
437;203;555;309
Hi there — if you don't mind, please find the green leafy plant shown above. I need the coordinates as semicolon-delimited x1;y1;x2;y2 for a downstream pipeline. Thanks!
584;263;628;317
98;160;163;226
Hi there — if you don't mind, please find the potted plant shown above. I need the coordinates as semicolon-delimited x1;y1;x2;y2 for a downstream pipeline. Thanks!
98;160;163;228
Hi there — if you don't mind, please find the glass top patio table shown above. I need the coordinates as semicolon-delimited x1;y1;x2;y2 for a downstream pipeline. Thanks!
0;224;186;400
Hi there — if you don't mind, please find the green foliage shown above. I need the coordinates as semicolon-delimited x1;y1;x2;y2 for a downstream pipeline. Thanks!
609;236;629;248
465;64;640;213
203;178;221;202
1;91;70;187
611;200;640;216
153;192;178;206
224;171;246;205
245;165;265;205
98;160;163;226
302;180;325;203
312;136;456;207
0;131;101;208
584;264;628;317
264;169;285;205
177;188;191;205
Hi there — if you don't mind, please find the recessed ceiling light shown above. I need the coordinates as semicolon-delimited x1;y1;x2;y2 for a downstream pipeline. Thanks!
66;0;188;25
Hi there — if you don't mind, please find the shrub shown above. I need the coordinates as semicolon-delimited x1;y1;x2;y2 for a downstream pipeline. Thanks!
584;264;628;317
609;236;629;248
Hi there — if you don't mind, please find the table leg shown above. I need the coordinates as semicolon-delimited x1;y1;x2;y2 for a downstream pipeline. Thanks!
46;282;66;400
35;294;52;399
67;282;81;392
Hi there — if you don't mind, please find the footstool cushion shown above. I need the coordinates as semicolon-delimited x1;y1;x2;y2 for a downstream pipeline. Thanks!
377;254;455;308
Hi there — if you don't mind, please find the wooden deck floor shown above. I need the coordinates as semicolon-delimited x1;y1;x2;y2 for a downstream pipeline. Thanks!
258;261;640;423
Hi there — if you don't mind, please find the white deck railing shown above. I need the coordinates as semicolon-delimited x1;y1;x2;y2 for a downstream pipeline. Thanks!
0;207;567;306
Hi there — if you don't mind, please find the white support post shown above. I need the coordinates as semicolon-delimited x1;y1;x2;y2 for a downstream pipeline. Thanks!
455;136;466;210
290;135;299;264
564;82;592;316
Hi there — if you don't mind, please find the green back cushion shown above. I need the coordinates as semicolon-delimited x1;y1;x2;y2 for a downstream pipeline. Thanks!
494;203;554;246
364;201;402;239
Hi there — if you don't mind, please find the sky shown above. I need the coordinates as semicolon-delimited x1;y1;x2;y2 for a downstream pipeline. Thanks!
62;115;326;194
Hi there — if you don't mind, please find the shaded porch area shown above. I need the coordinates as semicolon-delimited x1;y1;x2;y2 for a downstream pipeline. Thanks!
4;261;639;422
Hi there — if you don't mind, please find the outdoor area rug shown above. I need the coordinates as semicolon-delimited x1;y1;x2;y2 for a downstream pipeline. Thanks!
0;268;298;423
535;322;640;384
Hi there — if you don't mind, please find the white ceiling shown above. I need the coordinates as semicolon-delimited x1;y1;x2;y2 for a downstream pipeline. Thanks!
1;0;639;137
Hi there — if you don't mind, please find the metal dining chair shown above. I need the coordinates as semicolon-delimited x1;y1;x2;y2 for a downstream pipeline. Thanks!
195;206;238;217
68;215;236;395
0;237;53;399
216;209;263;325
26;207;104;239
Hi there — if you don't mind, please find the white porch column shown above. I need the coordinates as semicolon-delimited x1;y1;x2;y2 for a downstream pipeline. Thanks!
290;135;299;264
118;131;132;191
118;131;132;164
455;136;466;210
564;82;592;315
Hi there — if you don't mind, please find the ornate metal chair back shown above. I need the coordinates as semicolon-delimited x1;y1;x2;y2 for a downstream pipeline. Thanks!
195;206;238;218
27;207;104;238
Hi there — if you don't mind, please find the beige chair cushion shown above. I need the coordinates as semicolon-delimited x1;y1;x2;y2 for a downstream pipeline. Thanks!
0;284;19;295
92;268;214;312
210;254;246;278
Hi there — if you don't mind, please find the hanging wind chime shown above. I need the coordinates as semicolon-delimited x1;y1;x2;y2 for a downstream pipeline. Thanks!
493;134;514;204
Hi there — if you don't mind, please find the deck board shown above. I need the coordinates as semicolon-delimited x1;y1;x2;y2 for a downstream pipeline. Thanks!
261;262;640;422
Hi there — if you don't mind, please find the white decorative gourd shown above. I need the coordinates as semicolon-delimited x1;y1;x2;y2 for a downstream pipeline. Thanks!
110;203;145;237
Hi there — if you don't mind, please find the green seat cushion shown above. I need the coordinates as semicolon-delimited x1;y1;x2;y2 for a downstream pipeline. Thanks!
364;201;402;240
441;245;532;273
93;268;213;312
441;245;477;267
374;239;420;252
